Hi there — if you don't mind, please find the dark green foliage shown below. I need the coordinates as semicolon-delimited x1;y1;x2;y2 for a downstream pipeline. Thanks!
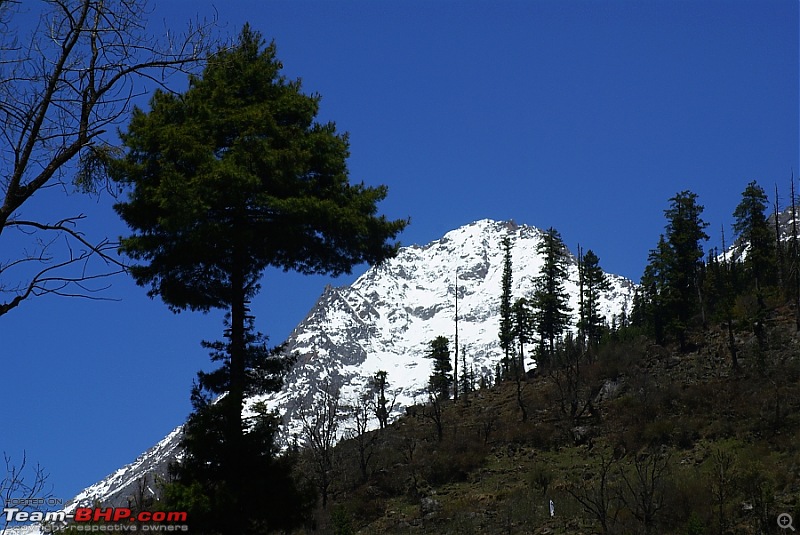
330;506;356;535
633;235;671;344
288;190;800;535
498;237;515;375
704;238;743;370
733;181;776;300
163;316;314;533
578;249;611;356
512;297;533;374
790;174;800;330
111;26;406;534
458;349;475;399
532;227;572;368
634;192;708;350
426;336;453;400
113;25;407;313
166;397;315;534
664;191;709;350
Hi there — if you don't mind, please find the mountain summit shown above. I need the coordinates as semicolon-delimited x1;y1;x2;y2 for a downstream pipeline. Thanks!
66;219;635;510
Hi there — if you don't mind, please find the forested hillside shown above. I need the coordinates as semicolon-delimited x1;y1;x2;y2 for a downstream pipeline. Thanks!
290;182;800;535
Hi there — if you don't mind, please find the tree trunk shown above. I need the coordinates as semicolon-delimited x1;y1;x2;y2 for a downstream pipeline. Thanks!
227;243;248;533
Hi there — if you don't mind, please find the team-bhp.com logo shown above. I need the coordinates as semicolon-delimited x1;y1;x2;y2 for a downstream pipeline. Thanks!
4;507;189;532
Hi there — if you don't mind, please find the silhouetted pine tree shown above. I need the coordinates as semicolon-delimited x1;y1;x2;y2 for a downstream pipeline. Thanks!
664;191;709;351
578;249;611;359
112;27;406;533
733;181;776;305
498;237;515;377
512;297;533;374
532;227;572;368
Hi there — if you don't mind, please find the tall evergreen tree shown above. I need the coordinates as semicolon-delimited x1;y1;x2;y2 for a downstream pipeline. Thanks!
633;235;671;345
664;190;708;350
532;227;572;368
704;233;739;371
111;26;407;533
454;269;459;401
498;237;515;376
733;180;776;304
775;184;785;288
791;173;800;331
733;180;776;350
512;297;533;374
166;315;314;533
426;336;453;400
578;249;611;357
459;348;473;400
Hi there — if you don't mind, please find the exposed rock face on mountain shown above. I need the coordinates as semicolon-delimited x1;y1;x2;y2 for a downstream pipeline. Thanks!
64;219;635;511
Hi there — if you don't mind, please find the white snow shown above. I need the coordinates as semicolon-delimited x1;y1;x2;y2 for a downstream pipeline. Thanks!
60;218;636;510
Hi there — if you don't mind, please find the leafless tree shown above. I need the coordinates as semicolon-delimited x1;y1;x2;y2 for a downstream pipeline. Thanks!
0;0;214;317
300;383;342;508
421;390;444;442
344;392;379;483
1;451;53;535
567;450;621;534
709;448;737;535
618;451;671;535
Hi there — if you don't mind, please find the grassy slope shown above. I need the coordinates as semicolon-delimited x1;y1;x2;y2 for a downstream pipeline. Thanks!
297;308;800;535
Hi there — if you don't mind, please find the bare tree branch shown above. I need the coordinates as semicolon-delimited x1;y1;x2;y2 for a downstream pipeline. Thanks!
299;382;342;509
0;215;125;315
0;0;216;317
1;451;53;535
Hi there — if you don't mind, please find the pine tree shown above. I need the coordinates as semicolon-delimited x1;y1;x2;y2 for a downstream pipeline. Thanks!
733;180;776;350
791;172;800;331
733;181;776;305
532;227;572;368
498;237;515;377
578;249;611;358
633;235;671;345
111;26;407;533
512;297;533;374
775;184;785;288
664;190;709;351
426;336;453;400
704;231;739;371
454;269;459;401
459;348;472;400
167;315;314;533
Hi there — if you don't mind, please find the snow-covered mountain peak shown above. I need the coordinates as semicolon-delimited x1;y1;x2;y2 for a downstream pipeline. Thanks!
61;218;635;512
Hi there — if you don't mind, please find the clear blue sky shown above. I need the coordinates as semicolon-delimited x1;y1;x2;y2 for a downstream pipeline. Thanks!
2;0;797;502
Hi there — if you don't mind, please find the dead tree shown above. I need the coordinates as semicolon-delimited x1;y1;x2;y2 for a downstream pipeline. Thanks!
421;391;445;442
0;0;214;317
300;383;341;508
567;450;621;534
618;451;671;535
344;392;379;483
1;451;53;533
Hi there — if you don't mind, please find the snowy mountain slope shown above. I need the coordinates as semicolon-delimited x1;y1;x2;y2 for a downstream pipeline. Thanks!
721;207;800;264
259;219;634;440
61;218;635;511
65;427;182;510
